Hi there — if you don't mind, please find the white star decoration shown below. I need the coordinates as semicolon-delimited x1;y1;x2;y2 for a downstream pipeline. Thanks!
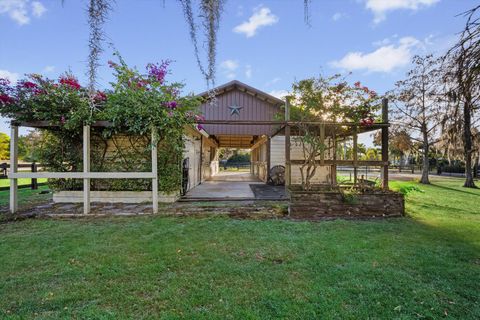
228;104;243;116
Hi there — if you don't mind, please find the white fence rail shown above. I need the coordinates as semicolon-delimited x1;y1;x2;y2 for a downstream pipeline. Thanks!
8;125;159;214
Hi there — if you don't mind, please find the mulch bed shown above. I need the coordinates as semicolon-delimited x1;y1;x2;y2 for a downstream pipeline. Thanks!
249;184;288;200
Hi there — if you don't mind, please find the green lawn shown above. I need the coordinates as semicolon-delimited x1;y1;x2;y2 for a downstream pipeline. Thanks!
0;178;479;319
0;178;48;188
0;185;51;208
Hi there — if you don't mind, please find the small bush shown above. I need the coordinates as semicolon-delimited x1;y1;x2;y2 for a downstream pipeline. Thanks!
398;184;423;196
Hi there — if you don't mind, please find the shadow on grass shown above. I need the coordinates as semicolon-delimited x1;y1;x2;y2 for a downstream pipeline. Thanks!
429;183;479;196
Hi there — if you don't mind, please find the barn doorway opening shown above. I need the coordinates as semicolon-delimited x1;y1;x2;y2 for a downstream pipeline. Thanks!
181;80;286;200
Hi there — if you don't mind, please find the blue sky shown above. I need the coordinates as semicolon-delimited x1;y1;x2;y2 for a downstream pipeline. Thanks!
0;0;477;136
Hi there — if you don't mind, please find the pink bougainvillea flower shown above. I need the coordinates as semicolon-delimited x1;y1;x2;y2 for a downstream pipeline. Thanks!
360;117;374;126
369;90;377;98
59;76;81;90
194;114;205;121
60;116;66;124
354;81;361;88
0;94;14;104
166;101;177;109
22;81;37;89
166;87;180;97
33;89;45;96
197;124;204;131
94;91;107;102
0;78;11;86
146;60;170;83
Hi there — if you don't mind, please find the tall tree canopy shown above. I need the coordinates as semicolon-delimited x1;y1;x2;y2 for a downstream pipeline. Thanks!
391;55;445;184
444;5;480;188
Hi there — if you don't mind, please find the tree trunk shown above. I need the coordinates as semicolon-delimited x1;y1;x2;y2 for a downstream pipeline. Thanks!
463;103;476;188
473;155;479;179
420;130;430;184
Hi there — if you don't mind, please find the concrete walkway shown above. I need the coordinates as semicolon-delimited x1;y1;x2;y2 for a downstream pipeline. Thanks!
184;171;263;199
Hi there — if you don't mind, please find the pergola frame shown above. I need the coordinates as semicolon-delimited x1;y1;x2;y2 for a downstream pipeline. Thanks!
196;98;390;191
9;122;159;214
8;99;389;213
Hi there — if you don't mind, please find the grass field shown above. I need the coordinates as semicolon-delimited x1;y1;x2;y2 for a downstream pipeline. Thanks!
0;178;48;188
0;178;479;319
0;185;51;209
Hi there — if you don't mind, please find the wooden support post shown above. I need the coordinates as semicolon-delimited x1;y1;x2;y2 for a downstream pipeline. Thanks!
320;123;325;166
266;137;271;182
9;125;18;213
31;162;38;190
353;126;358;185
331;130;337;186
151;128;158;214
83;125;90;214
285;97;291;190
381;98;389;190
199;135;203;184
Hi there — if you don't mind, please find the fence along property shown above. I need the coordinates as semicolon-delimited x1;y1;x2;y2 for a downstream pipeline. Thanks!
8;122;159;214
0;162;44;190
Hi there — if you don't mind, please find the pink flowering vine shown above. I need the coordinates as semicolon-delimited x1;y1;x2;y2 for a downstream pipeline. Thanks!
94;91;107;102
59;76;81;90
0;94;13;104
146;60;171;84
165;101;177;109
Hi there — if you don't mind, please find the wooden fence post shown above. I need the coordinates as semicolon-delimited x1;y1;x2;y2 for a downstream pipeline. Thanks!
31;162;38;190
83;125;90;214
9;125;18;213
151;128;158;214
381;98;389;190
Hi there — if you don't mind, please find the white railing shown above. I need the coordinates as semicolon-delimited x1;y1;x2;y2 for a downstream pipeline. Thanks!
9;125;159;214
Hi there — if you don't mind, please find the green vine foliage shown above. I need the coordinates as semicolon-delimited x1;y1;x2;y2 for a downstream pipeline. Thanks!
0;55;202;194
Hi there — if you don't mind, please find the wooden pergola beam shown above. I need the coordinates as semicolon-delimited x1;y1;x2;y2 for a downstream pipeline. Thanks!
290;160;389;166
195;120;390;127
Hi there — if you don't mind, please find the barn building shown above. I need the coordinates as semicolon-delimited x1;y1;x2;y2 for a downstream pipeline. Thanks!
182;80;332;199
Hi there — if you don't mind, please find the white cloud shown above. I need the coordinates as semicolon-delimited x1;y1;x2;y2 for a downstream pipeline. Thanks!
245;65;252;78
31;1;45;17
43;65;55;73
332;12;346;21
0;0;47;25
220;59;239;79
269;89;289;99
331;36;421;73
233;6;278;38
0;69;19;83
365;0;440;23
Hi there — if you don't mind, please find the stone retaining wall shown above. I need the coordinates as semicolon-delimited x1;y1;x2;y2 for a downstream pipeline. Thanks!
53;191;179;204
289;191;404;218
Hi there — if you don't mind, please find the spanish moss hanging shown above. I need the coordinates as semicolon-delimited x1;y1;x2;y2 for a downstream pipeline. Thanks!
179;0;224;102
87;0;112;110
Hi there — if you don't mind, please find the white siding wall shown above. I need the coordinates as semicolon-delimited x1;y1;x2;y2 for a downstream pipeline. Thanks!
270;135;332;184
184;134;202;191
201;143;219;180
251;141;268;182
